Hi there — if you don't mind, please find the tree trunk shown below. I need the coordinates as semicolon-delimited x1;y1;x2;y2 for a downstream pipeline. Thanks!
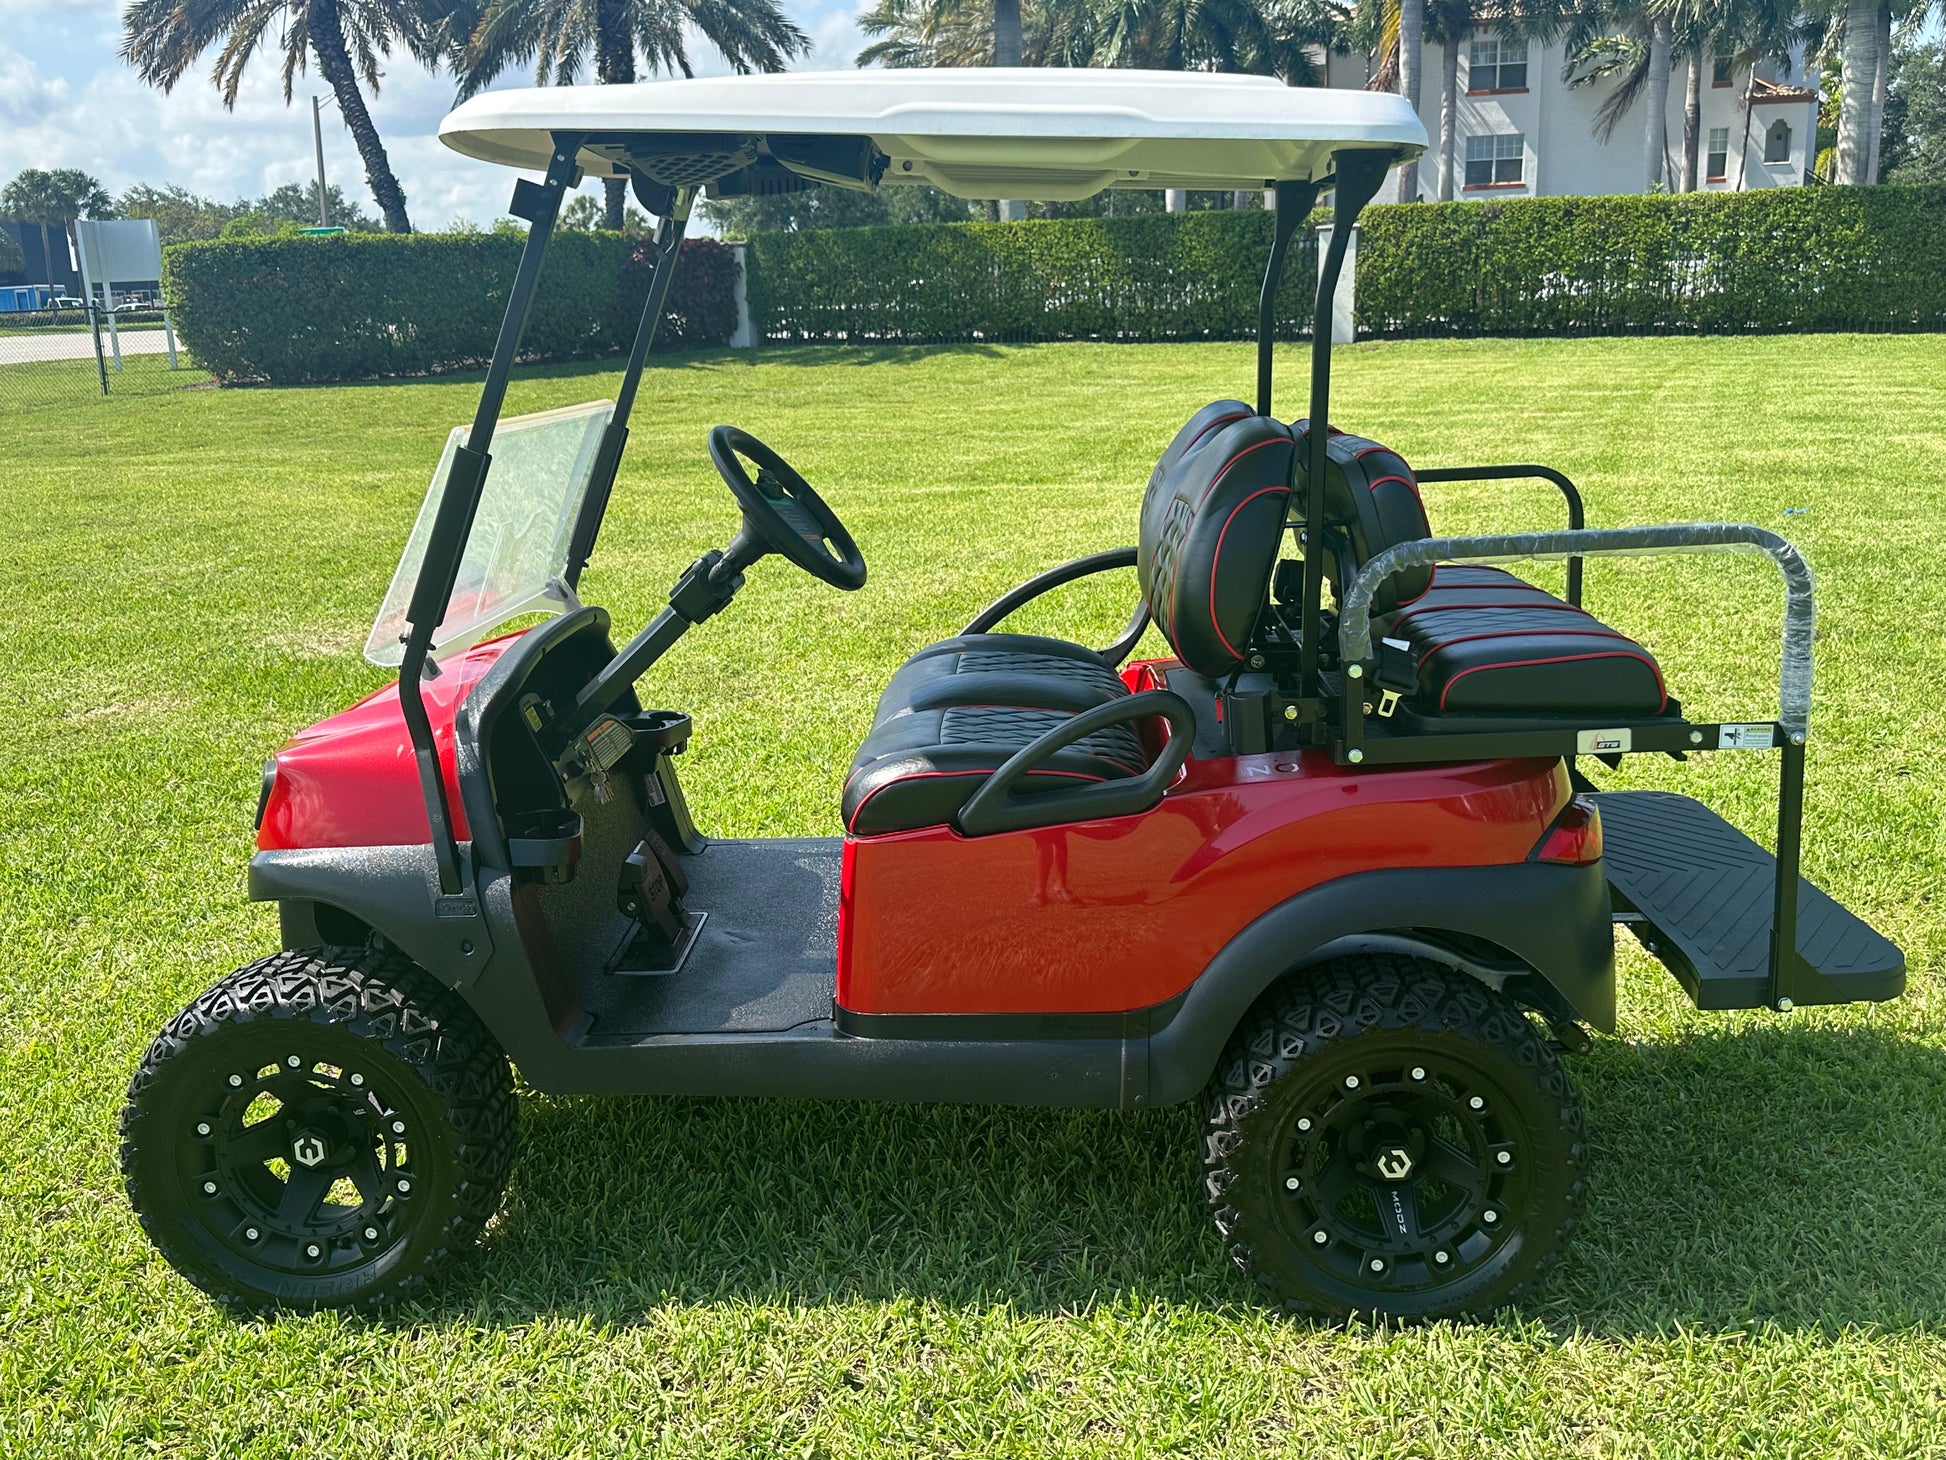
308;0;410;233
595;0;636;227
993;0;1023;65
1395;0;1424;201
1835;0;1880;185
1437;34;1459;202
39;220;55;296
1165;189;1187;212
1681;46;1702;191
1866;1;1891;183
1643;12;1674;191
1734;81;1754;190
993;0;1023;219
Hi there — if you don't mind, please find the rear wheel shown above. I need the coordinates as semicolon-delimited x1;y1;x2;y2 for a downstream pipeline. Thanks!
1202;956;1586;1319
120;947;517;1314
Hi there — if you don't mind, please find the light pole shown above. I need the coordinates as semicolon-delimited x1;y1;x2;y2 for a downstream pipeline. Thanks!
312;95;335;226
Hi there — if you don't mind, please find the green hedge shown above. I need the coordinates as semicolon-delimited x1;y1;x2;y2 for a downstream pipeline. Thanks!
164;232;739;384
746;185;1946;344
747;211;1319;343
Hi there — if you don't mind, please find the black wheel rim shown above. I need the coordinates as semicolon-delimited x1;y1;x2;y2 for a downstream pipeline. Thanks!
176;1048;421;1279
1269;1048;1531;1299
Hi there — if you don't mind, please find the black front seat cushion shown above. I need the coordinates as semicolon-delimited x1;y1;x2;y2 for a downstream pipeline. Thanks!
845;402;1295;835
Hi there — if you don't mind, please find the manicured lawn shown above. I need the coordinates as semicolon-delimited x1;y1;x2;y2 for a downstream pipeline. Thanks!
2;335;1943;1457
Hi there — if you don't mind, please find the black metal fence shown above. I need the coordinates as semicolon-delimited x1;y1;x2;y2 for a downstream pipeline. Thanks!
0;304;204;418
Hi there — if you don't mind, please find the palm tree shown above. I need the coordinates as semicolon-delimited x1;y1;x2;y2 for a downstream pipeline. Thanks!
121;0;437;234
1831;0;1882;181
0;169;114;296
456;0;810;228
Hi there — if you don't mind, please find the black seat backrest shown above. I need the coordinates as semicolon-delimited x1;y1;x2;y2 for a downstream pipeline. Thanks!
1290;422;1434;612
1138;403;1294;677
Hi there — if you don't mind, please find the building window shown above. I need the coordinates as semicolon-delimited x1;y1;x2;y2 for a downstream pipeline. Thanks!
1707;127;1729;180
1712;52;1734;86
1464;133;1525;187
1468;37;1529;92
1765;119;1792;163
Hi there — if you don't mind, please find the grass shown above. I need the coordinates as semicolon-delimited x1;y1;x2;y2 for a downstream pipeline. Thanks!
2;334;1944;1457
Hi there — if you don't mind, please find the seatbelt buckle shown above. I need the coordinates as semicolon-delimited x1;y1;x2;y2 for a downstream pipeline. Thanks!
1375;637;1415;718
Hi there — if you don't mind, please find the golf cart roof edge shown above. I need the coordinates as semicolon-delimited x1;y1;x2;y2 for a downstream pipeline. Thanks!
438;70;1427;193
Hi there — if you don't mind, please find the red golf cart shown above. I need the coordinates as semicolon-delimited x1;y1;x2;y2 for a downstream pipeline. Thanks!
120;69;1902;1320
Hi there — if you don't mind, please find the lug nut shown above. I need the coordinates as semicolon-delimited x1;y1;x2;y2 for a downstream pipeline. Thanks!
305;1244;321;1259
1347;749;1365;764
1285;1177;1301;1191
363;1227;380;1242
396;1178;411;1194
391;1121;406;1135
1468;1096;1485;1111
349;1073;365;1087
202;1181;218;1195
195;1122;211;1138
1344;1075;1361;1090
227;1074;243;1088
1313;1230;1329;1245
1369;1259;1385;1273
1297;1118;1313;1132
286;1055;301;1068
1496;1151;1512;1165
1434;1249;1450;1264
1410;1067;1425;1081
244;1227;260;1242
1483;1209;1499;1225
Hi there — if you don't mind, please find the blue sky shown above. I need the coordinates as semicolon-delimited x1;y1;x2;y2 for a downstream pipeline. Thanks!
0;0;868;225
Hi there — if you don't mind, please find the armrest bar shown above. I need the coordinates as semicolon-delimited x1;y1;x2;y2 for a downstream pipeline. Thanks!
957;689;1196;837
962;547;1141;663
1413;464;1586;605
1336;523;1815;737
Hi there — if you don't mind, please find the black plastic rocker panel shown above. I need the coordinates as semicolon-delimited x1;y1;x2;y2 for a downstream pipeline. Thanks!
1597;790;1903;1009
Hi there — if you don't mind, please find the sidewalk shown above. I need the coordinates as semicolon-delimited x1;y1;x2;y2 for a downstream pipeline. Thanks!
0;329;174;367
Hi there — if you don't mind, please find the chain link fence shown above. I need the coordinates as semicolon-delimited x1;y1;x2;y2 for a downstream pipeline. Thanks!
0;303;208;417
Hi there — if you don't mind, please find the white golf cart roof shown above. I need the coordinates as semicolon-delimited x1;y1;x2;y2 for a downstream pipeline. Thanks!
439;69;1426;201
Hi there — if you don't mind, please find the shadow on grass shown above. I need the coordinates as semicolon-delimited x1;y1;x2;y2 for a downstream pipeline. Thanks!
396;1024;1946;1336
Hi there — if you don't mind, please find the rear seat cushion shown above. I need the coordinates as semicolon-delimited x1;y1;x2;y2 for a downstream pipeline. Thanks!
843;705;1148;835
872;633;1129;725
1378;568;1668;716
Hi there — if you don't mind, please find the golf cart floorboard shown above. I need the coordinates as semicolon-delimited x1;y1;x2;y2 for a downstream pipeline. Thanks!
573;836;841;1043
1596;790;1903;1010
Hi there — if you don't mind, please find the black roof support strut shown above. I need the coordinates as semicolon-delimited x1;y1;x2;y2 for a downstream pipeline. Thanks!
398;134;582;896
1256;178;1319;418
1297;148;1391;699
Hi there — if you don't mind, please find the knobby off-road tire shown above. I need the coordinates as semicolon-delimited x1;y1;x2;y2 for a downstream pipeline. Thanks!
1202;955;1587;1320
120;947;517;1314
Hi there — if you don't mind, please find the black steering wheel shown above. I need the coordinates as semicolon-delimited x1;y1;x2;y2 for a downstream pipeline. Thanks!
707;426;867;591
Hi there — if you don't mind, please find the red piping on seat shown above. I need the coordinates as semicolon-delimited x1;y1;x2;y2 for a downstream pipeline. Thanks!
846;767;1106;834
1208;485;1289;660
1436;650;1668;713
1413;625;1639;670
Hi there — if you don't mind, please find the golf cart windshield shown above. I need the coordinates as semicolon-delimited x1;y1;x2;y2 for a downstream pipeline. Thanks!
365;400;614;667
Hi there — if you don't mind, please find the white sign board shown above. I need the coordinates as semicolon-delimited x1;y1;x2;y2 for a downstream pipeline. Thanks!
74;219;164;291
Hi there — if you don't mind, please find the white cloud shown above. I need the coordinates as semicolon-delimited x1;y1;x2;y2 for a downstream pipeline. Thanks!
1;1;869;228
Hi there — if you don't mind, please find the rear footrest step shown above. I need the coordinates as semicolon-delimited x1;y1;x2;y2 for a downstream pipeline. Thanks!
1596;790;1903;1010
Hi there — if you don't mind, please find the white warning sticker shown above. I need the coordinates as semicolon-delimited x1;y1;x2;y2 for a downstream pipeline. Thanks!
1717;723;1776;750
1576;728;1633;755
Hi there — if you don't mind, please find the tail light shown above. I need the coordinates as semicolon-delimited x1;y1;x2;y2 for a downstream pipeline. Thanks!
1533;795;1603;866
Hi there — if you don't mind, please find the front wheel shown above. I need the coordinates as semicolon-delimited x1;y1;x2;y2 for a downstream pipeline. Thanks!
120;948;517;1313
1202;956;1587;1320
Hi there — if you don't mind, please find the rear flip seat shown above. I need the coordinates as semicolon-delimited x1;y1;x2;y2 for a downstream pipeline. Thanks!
1297;431;1670;719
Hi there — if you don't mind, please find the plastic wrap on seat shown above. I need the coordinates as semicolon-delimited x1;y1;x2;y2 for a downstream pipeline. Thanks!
1335;524;1815;738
